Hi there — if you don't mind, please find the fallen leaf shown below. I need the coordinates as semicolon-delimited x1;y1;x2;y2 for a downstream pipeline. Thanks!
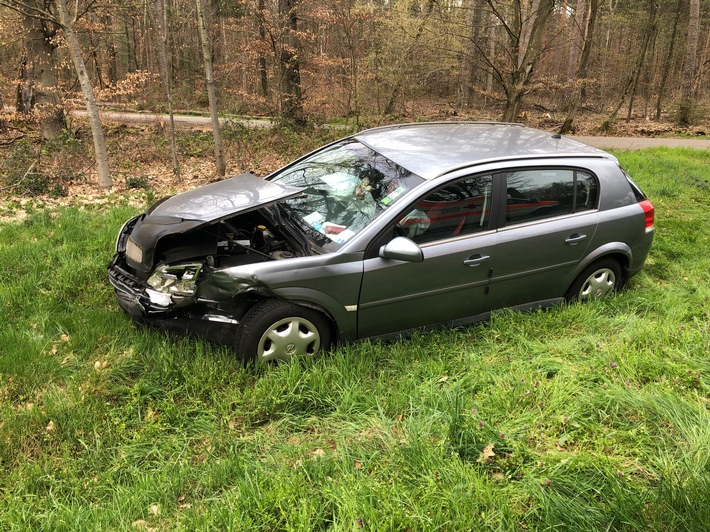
482;443;495;458
437;376;449;383
313;448;325;458
149;504;160;516
46;420;55;432
354;460;363;469
477;443;495;463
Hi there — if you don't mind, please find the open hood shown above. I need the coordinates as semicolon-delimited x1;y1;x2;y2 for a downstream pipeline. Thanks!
149;172;303;222
124;173;303;272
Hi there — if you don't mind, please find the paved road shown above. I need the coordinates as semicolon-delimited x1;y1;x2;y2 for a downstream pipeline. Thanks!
571;135;709;150
72;110;710;150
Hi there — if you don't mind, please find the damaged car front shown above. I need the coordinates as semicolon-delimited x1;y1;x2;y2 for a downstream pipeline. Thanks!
109;137;424;360
108;172;310;337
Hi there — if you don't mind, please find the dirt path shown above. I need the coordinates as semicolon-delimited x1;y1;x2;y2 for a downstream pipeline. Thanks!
72;110;710;150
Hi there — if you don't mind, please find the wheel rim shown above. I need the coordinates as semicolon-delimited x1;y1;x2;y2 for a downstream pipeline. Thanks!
257;316;321;362
578;267;616;302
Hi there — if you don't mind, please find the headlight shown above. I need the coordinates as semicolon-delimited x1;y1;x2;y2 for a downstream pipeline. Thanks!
125;238;143;264
147;262;203;296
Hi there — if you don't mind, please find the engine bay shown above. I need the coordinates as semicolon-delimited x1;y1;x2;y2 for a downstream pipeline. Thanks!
153;209;304;270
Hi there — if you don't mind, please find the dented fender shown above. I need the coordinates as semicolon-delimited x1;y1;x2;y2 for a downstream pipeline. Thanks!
197;268;275;302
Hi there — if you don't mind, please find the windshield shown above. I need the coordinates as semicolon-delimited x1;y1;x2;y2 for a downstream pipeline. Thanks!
272;139;423;251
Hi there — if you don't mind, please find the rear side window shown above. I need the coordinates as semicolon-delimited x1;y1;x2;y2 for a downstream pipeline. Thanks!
503;169;598;226
622;169;647;202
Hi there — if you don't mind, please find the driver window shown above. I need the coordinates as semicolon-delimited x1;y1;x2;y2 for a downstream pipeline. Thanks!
396;174;493;244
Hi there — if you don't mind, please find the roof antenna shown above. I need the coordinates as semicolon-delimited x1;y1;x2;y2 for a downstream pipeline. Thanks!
551;133;562;139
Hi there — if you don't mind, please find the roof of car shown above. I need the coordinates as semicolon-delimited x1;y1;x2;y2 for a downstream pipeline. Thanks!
354;122;612;180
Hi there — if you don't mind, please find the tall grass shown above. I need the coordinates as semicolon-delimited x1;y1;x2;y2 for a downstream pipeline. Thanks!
0;148;708;530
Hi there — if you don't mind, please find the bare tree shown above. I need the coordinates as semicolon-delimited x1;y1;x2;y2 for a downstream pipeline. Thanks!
13;1;64;138
483;0;556;122
196;0;226;177
154;0;180;179
560;0;599;134
381;0;436;116
678;0;700;125
278;0;305;124
257;0;269;99
54;0;111;188
655;0;683;121
1;0;111;188
459;0;485;107
608;0;658;122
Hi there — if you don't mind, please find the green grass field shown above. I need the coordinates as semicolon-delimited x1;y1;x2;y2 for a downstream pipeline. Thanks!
1;148;708;530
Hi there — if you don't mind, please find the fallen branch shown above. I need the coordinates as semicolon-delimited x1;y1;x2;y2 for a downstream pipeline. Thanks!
0;160;37;192
0;134;27;147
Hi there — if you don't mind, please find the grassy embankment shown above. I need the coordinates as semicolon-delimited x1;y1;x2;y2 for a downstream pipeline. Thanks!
0;148;708;530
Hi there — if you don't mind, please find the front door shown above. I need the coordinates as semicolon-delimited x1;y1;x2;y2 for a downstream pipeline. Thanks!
357;173;497;338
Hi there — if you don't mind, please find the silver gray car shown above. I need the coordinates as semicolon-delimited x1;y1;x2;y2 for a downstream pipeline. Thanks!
109;122;655;361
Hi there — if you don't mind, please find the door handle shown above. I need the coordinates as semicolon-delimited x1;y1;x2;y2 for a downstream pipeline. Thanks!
463;254;490;266
565;233;587;245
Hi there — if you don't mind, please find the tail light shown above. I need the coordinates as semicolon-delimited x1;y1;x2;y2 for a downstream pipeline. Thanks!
639;200;654;232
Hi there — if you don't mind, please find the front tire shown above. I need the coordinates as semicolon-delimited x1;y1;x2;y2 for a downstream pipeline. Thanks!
566;258;622;303
236;300;332;362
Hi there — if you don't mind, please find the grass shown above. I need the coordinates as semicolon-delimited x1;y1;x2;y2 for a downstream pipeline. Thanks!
0;148;708;530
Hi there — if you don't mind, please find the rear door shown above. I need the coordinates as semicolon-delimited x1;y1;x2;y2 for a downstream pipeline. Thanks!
487;166;599;308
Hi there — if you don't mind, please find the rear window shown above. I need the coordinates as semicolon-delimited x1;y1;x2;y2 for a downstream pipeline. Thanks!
503;168;598;226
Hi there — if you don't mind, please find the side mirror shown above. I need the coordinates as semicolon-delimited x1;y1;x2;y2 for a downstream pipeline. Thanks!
379;237;423;263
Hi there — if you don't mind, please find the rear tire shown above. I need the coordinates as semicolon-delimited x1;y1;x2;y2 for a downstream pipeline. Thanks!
566;258;622;303
236;300;332;363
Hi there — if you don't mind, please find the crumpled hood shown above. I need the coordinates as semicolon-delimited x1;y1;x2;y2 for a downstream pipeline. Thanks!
148;172;303;221
124;173;303;272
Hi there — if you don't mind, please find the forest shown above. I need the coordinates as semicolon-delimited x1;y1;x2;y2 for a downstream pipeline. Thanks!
0;0;708;188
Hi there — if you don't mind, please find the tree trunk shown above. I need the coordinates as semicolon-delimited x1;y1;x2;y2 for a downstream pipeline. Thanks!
0;90;8;134
560;0;599;134
154;0;180;179
54;0;112;189
627;4;657;121
655;0;682;120
499;0;555;123
279;0;305;125
678;0;700;125
459;0;483;108
196;0;226;177
486;12;496;95
18;6;64;139
257;0;269;99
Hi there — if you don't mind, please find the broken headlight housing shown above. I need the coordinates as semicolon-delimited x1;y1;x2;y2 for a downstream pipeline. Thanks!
125;238;144;264
147;262;203;296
